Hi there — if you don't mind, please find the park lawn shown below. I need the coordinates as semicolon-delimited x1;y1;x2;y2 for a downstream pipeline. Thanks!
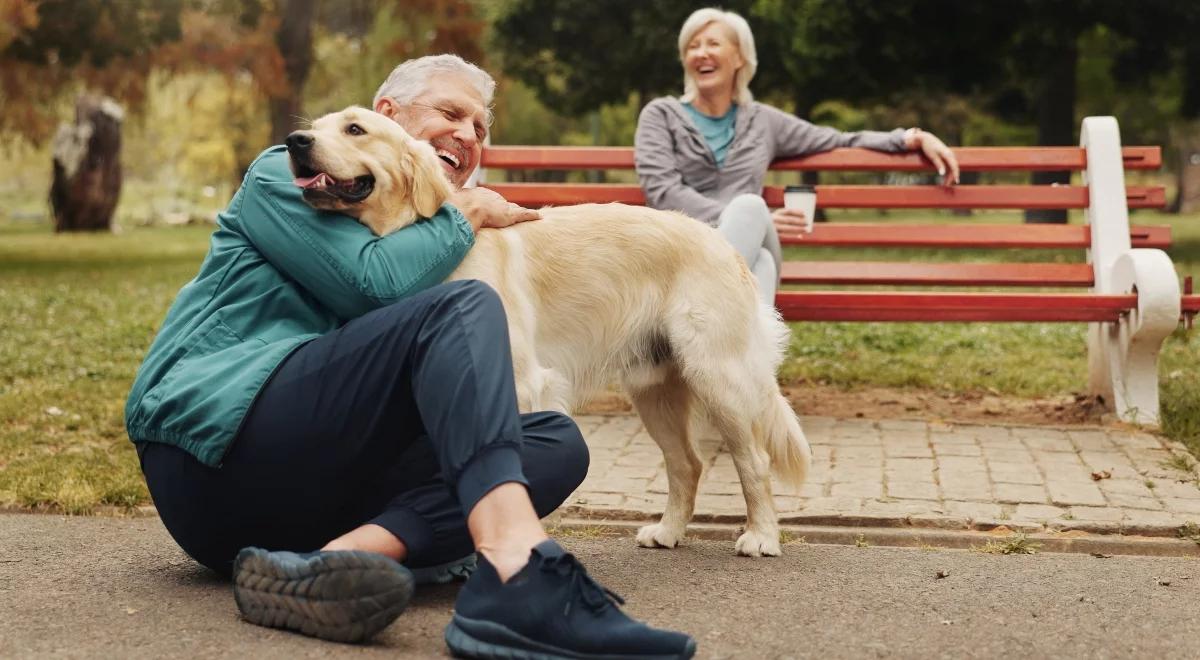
0;211;1197;514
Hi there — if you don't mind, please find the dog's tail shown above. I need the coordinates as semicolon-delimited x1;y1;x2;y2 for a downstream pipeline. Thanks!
763;390;812;489
753;300;812;489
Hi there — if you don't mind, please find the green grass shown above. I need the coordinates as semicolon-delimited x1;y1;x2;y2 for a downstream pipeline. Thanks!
973;532;1041;555
0;223;213;512
0;208;1197;513
780;209;1200;452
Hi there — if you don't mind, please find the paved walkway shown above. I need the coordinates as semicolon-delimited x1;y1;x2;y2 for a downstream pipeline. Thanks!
563;414;1200;538
8;514;1200;659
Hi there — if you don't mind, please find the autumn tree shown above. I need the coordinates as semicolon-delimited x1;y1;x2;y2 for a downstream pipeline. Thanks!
1;0;185;230
2;0;490;228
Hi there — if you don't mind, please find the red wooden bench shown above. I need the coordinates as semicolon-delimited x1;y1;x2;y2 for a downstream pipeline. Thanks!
478;117;1197;426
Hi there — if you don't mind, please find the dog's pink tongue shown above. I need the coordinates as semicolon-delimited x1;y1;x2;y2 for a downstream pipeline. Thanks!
294;172;333;189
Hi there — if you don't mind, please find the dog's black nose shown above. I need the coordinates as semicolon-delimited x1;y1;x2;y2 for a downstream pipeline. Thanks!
285;131;314;153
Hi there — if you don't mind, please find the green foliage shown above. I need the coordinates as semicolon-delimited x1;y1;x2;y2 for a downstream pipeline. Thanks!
751;0;1008;113
492;0;725;115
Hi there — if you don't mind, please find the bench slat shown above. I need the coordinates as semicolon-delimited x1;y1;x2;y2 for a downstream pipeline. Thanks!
480;146;1163;172
777;224;1171;249
774;291;1137;322
771;146;1162;172
482;183;1166;210
762;185;1166;209
780;262;1095;287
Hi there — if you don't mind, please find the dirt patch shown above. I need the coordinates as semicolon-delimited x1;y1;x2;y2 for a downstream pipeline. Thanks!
579;385;1115;428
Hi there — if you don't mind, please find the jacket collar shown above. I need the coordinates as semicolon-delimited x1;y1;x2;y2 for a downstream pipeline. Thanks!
664;96;757;141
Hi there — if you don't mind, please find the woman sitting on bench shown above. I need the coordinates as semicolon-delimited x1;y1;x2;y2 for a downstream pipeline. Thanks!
634;7;961;305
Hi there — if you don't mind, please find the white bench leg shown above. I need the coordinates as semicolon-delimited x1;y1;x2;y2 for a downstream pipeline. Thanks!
1096;249;1181;426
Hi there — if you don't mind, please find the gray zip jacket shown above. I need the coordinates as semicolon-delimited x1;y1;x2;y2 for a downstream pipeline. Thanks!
634;97;908;226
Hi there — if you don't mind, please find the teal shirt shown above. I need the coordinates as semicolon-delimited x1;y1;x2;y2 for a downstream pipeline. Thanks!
124;146;475;466
682;102;738;167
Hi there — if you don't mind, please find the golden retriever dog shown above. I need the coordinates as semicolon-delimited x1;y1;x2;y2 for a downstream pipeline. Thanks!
286;107;812;557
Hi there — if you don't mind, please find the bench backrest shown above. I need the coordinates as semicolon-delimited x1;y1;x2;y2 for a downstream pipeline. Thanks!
476;118;1195;325
479;146;1164;210
478;144;1169;251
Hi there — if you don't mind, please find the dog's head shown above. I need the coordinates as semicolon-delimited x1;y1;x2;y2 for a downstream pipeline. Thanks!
285;107;452;235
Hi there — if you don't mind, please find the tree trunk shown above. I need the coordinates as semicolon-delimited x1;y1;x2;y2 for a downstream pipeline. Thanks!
1025;37;1077;224
1172;41;1200;213
950;126;976;216
952;171;981;215
50;95;123;232
269;0;317;146
1171;120;1200;214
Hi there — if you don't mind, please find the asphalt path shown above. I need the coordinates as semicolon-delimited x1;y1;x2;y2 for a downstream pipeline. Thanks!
2;513;1199;659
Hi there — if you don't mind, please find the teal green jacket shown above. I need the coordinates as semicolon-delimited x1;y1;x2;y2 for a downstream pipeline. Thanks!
125;146;475;466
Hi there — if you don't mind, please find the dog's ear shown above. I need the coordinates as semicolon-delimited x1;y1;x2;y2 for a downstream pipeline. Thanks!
405;144;452;218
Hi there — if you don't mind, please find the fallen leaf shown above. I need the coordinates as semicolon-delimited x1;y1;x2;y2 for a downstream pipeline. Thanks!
940;620;953;625
1090;552;1114;559
1090;470;1112;481
125;607;138;615
935;570;950;579
1157;578;1172;587
45;406;64;416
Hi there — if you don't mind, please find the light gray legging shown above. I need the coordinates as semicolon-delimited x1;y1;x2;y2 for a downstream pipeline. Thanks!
717;193;783;306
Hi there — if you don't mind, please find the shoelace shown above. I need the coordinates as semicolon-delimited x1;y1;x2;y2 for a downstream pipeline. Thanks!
541;552;625;617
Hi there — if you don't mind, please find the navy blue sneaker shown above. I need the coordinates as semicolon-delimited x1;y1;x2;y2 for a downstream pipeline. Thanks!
233;547;414;643
411;552;478;586
445;540;696;659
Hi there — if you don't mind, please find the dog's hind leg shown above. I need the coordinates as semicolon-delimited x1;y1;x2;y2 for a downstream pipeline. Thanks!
681;353;785;557
626;368;700;550
705;404;782;557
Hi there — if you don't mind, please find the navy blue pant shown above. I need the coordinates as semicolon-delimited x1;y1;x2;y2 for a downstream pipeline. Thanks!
140;280;589;577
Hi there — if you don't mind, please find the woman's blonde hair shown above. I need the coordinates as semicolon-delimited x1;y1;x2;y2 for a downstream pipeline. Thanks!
678;8;757;106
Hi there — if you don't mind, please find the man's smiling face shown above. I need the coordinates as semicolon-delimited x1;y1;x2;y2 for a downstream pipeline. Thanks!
378;73;487;189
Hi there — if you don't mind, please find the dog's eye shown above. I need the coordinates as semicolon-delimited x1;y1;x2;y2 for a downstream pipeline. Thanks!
345;123;366;136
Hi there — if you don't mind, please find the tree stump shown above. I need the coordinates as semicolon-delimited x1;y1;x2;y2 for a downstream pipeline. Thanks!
50;95;124;232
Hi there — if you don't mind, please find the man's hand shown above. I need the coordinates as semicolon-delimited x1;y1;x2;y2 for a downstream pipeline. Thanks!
905;129;960;186
448;187;541;232
772;207;809;241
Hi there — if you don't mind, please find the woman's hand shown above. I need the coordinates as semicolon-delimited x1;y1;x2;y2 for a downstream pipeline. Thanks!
905;129;960;186
772;207;810;240
448;187;541;232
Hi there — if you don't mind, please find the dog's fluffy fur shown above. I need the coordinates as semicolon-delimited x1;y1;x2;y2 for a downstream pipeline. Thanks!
288;107;812;556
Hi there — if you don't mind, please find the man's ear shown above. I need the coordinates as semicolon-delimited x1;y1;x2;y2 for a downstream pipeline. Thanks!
375;97;399;120
405;144;452;218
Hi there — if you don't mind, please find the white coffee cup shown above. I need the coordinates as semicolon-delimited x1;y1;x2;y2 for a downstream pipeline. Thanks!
783;184;817;233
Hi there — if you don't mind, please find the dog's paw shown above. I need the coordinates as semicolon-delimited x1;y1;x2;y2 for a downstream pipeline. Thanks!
636;523;683;549
735;529;782;557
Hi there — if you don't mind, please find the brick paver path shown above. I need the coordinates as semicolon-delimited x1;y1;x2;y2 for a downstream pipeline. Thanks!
565;415;1200;536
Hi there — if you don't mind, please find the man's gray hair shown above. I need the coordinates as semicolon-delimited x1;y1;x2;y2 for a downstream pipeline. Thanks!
373;54;496;121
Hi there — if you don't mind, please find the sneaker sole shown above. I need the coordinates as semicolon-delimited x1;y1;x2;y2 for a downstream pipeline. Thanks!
411;553;478;586
445;615;697;660
233;548;414;643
